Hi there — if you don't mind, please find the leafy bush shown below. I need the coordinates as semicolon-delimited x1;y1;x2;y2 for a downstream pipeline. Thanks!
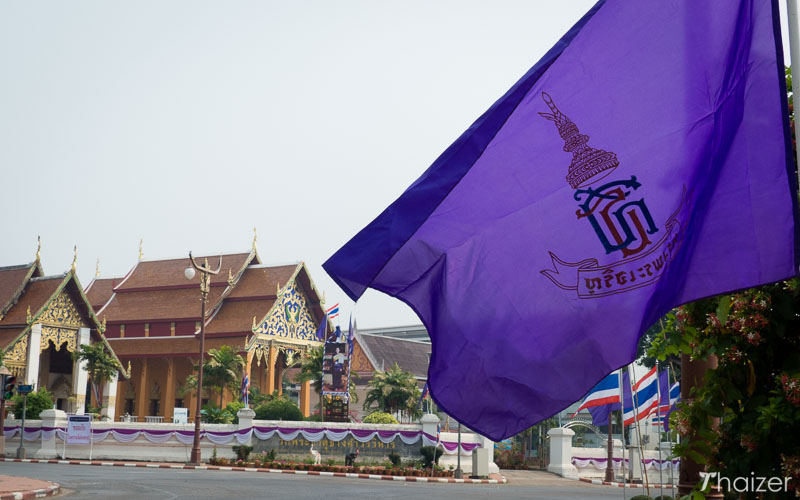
630;496;653;500
420;446;443;468
494;448;526;469
388;451;401;466
362;412;398;424
254;398;303;421
225;401;245;423
304;411;322;422
10;387;53;420
201;403;233;423
653;496;673;500
232;444;253;461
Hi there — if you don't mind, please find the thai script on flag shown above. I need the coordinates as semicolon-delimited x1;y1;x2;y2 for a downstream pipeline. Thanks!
323;0;799;440
624;367;659;426
572;371;620;416
326;303;340;320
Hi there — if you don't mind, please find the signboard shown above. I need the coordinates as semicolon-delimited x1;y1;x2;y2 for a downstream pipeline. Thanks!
16;385;33;394
322;326;350;396
66;414;92;444
173;408;188;424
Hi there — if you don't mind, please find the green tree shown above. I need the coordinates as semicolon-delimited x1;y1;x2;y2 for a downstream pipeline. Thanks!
11;387;53;420
71;342;121;409
363;362;422;422
254;397;303;421
183;345;244;408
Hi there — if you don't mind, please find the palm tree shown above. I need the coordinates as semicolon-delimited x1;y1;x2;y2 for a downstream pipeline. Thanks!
183;345;244;407
71;343;121;411
363;362;422;422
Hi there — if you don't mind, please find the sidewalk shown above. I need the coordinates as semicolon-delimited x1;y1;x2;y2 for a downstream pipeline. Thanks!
0;474;60;499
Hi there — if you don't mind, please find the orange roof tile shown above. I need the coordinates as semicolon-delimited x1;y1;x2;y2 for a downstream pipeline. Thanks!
115;253;253;291
0;326;26;351
108;336;248;357
228;265;297;299
85;278;117;311
0;264;38;314
1;276;64;326
100;286;226;322
205;299;275;334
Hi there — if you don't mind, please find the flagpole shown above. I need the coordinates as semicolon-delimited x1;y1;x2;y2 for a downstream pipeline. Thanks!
617;369;628;500
655;362;664;500
666;365;676;499
628;366;650;497
788;0;800;180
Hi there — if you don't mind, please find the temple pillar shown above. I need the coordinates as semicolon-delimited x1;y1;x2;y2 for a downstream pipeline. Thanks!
266;345;277;395
275;353;284;396
163;358;175;421
72;328;91;413
300;380;311;417
101;372;119;421
136;359;149;421
25;324;42;387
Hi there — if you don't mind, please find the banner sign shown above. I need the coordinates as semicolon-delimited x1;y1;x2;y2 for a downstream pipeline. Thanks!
66;414;92;445
322;326;350;397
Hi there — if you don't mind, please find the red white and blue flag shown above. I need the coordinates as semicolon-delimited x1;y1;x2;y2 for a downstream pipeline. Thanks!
623;367;659;426
241;373;250;406
326;303;340;320
572;371;620;416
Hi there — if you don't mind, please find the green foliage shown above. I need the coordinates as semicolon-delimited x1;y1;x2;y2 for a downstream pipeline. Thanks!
387;451;401;466
648;280;800;498
183;346;244;408
232;444;253;461
71;342;120;407
363;363;422;421
200;403;233;423
420;446;443;468
254;397;303;421
629;496;653;500
653;496;673;500
11;387;53;420
362;411;399;424
225;401;244;424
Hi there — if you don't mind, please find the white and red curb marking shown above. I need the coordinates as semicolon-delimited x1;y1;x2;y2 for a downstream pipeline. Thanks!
0;482;59;500
578;477;675;489
0;458;505;485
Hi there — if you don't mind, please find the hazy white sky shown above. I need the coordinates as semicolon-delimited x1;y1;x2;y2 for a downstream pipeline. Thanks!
0;1;793;328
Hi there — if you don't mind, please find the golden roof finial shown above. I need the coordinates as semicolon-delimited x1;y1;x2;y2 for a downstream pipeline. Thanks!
253;227;257;252
95;258;101;278
252;316;257;331
127;360;132;375
227;268;235;286
36;236;41;263
138;238;144;261
101;315;107;332
276;283;281;296
26;305;32;324
71;245;77;272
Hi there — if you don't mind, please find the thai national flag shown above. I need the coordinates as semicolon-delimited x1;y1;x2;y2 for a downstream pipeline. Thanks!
326;303;340;320
624;367;659;425
572;371;620;416
241;374;250;406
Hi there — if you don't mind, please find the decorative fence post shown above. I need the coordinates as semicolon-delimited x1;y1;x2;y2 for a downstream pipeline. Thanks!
547;427;578;477
237;408;255;447
35;409;66;459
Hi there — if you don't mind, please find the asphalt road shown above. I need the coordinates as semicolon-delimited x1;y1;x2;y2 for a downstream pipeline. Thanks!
1;462;653;500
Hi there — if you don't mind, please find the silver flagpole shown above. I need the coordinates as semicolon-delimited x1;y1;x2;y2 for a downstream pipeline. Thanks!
666;364;676;499
618;369;628;500
655;362;664;500
788;0;800;162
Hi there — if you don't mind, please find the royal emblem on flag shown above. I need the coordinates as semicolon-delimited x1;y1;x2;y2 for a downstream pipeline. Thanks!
539;93;685;298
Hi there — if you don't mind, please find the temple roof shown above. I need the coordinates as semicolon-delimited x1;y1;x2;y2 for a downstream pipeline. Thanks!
107;335;248;357
114;253;256;292
0;266;128;378
84;277;117;311
99;286;227;322
0;262;43;318
355;332;431;379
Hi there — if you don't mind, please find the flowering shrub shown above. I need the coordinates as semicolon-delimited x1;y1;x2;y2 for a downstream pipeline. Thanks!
651;279;800;497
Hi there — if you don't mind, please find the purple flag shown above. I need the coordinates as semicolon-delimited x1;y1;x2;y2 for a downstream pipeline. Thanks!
324;0;798;440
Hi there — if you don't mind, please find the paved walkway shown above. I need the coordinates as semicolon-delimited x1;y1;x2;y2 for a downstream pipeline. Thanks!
0;474;60;499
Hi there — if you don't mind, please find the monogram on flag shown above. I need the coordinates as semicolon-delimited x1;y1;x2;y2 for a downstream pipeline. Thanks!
323;0;799;440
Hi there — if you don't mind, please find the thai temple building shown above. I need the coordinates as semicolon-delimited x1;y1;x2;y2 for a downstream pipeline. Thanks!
0;243;127;417
86;237;328;422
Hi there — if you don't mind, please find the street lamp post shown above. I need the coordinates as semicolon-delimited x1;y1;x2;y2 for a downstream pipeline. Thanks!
185;253;221;465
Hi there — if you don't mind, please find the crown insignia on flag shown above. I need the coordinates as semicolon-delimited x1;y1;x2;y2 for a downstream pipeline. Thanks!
539;92;619;189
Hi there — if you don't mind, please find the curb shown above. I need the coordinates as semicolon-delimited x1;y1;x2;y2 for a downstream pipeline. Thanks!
578;477;676;489
0;482;59;500
0;458;506;485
